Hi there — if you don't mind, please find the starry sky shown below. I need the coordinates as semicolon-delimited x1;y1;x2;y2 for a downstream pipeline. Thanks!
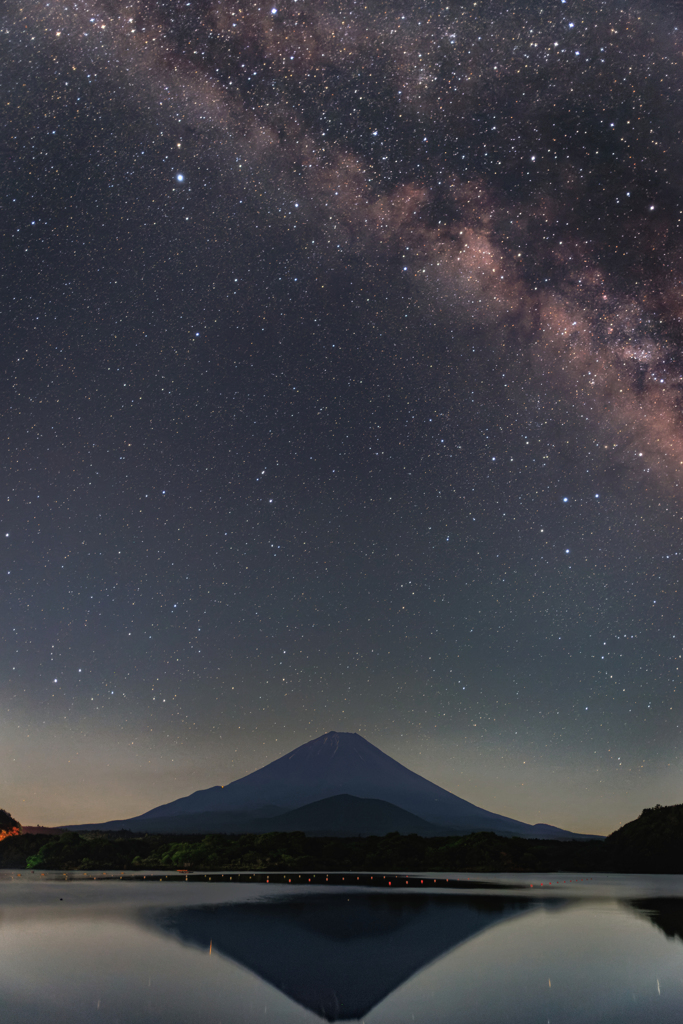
3;0;683;833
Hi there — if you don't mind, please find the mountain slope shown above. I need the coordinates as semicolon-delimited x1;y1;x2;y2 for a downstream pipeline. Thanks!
603;802;683;871
67;732;598;839
74;795;454;837
227;794;451;836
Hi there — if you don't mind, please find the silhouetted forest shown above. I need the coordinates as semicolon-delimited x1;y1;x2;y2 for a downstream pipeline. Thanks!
0;809;20;833
1;803;681;873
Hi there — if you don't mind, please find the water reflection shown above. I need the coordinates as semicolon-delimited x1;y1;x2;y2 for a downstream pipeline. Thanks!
629;899;683;943
1;879;683;1023
152;892;533;1020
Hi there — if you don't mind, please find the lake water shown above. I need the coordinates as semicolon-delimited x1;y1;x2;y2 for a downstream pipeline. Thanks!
1;871;683;1023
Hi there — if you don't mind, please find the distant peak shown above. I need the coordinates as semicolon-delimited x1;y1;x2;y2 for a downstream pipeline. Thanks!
284;732;381;761
309;732;377;750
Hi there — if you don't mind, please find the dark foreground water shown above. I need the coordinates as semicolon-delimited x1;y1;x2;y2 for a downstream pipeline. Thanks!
1;872;683;1023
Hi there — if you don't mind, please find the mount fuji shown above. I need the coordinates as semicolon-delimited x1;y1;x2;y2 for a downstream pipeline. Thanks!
67;732;599;839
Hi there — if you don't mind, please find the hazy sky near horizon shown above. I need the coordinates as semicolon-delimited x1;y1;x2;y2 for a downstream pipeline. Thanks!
3;0;683;833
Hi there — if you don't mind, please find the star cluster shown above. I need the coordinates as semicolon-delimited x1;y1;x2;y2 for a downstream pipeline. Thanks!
2;0;683;831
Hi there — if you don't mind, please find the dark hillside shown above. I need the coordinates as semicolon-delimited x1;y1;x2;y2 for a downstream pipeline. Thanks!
604;804;683;873
0;809;21;833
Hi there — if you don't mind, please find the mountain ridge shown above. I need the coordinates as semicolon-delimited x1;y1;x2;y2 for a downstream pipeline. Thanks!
65;731;601;840
65;795;457;837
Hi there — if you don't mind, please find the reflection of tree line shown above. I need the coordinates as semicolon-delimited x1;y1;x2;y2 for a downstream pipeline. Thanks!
630;899;683;943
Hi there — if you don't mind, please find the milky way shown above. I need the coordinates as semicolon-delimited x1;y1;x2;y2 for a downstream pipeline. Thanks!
3;0;683;831
31;0;683;471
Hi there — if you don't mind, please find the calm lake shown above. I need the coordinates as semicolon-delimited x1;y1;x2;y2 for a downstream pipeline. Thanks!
1;872;683;1023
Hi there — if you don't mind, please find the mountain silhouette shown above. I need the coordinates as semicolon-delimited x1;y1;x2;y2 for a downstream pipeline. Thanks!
67;731;598;838
190;793;455;836
151;892;533;1020
76;795;453;837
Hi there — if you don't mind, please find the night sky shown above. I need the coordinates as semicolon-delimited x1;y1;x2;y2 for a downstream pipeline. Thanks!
3;0;683;833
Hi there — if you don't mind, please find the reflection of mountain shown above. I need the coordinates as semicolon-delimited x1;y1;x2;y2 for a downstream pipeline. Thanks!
153;893;531;1021
628;899;683;943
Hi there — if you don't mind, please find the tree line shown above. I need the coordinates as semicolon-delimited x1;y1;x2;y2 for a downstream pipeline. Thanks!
0;802;680;873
